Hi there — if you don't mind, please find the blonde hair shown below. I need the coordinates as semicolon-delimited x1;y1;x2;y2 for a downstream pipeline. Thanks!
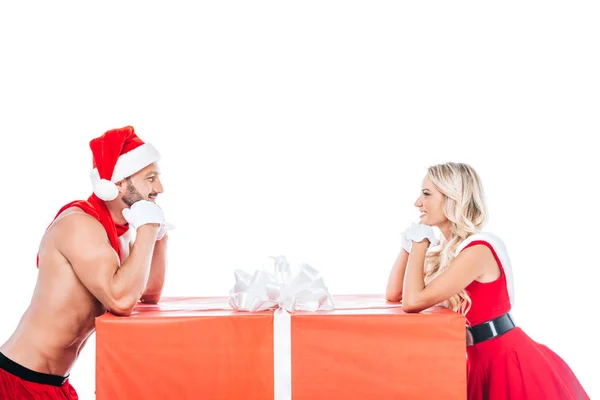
423;162;487;316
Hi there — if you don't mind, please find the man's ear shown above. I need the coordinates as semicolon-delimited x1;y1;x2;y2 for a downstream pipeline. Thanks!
115;179;128;194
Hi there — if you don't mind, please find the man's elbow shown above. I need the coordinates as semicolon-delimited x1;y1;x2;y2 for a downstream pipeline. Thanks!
109;305;134;317
108;296;138;316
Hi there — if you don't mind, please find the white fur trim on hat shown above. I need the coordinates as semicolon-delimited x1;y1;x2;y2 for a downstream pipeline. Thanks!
111;143;161;183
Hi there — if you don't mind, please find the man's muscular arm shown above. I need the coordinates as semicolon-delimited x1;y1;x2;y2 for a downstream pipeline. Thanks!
57;213;159;316
140;233;167;304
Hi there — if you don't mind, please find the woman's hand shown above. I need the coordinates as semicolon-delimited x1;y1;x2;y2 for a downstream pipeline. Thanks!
401;223;439;253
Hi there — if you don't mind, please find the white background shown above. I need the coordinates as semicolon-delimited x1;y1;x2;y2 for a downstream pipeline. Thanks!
1;1;598;399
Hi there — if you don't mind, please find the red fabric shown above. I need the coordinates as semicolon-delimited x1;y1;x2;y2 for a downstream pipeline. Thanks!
37;194;129;266
462;240;589;400
89;126;144;181
463;240;511;325
467;328;589;400
0;369;78;400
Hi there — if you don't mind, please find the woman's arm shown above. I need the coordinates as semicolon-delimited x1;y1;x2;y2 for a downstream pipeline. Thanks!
385;249;410;302
402;241;491;313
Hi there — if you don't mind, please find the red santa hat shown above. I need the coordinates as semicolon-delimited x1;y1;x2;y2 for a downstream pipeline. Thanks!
89;126;161;201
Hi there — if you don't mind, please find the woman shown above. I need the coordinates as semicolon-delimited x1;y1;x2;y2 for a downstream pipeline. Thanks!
386;162;588;400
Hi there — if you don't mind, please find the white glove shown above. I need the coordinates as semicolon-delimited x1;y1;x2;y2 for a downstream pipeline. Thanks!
156;222;175;241
122;200;165;231
401;223;439;253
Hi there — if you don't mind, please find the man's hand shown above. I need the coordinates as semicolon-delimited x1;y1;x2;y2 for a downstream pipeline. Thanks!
122;200;165;230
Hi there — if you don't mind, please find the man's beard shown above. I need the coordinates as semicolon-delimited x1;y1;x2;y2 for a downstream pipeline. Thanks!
122;179;146;207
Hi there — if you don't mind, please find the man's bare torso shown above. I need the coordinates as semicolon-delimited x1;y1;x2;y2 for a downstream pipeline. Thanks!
0;208;116;377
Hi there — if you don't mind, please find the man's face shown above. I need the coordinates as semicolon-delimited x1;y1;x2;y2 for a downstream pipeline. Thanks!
119;162;164;207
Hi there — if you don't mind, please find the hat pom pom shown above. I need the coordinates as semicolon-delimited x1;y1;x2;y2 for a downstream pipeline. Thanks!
93;179;119;201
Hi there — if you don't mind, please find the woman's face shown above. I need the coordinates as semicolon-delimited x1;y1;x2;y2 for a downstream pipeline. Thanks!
414;176;448;227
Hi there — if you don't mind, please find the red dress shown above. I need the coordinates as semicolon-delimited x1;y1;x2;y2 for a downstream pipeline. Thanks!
461;234;589;400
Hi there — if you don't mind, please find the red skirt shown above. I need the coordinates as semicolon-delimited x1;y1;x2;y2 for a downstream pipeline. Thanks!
467;327;588;400
0;352;78;400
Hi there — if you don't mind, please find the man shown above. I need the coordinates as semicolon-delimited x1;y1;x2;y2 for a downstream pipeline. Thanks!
0;126;170;399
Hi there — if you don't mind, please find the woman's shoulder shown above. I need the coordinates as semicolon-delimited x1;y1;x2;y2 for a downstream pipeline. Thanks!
455;231;509;256
455;231;516;305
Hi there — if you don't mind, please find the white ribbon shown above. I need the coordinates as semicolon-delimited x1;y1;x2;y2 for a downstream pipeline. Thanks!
228;255;334;400
273;308;292;400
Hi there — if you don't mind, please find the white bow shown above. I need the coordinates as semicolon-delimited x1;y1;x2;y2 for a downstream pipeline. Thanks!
228;255;334;313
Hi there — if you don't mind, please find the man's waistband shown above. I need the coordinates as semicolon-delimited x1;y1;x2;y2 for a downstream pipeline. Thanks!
0;351;68;386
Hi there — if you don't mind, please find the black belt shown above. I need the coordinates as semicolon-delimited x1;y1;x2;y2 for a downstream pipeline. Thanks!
467;312;515;345
0;352;68;386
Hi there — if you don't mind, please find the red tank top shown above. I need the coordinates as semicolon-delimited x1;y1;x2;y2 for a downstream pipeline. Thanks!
462;240;512;326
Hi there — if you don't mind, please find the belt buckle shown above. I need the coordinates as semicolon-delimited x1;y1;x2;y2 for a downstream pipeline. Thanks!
485;319;499;337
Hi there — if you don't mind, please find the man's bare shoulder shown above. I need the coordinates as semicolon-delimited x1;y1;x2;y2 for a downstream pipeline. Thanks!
48;207;113;256
49;207;104;236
